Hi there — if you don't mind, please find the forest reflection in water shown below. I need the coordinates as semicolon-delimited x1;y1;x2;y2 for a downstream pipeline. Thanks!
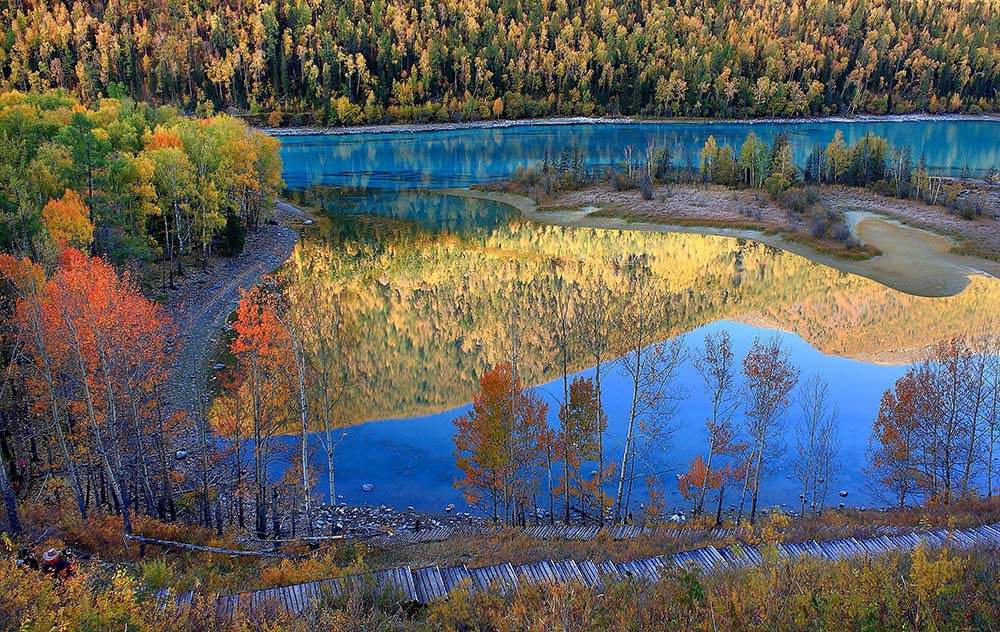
285;187;1000;427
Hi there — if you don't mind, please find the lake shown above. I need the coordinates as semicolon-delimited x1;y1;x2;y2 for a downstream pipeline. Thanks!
270;119;1000;517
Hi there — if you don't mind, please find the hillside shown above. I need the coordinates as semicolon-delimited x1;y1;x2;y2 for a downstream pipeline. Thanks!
3;0;1000;123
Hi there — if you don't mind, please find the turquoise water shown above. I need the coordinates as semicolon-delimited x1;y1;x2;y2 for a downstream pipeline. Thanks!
273;119;999;517
280;119;1000;191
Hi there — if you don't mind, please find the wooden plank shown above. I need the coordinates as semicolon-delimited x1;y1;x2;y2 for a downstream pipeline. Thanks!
555;559;584;584
498;563;519;591
702;546;727;570
398;566;418;601
441;566;472;593
717;547;745;567
469;567;492;592
429;566;448;601
690;548;716;570
824;541;847;559
578;560;602;587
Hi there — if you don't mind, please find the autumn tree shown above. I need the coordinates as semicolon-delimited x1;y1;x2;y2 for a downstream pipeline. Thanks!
738;133;769;188
147;146;195;287
557;376;606;524
686;330;746;522
823;130;850;183
868;368;929;508
228;285;293;538
453;363;550;525
36;249;175;533
41;189;94;250
0;255;88;521
738;336;799;524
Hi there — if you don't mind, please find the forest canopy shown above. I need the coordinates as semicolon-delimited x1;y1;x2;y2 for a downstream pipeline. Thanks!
0;90;283;270
2;0;999;124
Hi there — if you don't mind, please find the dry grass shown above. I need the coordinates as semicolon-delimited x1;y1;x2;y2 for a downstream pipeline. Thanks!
549;184;883;261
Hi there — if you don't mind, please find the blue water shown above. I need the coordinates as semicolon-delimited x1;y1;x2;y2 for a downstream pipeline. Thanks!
273;118;998;516
280;119;1000;191
276;321;907;514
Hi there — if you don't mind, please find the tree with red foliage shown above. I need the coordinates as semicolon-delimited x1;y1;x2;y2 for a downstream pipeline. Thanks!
43;249;175;533
0;255;88;523
738;336;799;525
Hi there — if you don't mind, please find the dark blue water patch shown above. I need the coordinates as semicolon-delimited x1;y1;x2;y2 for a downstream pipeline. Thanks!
266;320;907;516
280;120;1000;191
287;188;517;234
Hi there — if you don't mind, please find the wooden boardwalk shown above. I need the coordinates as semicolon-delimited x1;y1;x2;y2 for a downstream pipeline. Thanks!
367;520;923;547
162;522;1000;620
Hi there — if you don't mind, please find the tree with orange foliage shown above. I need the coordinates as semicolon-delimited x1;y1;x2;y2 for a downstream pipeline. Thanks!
40;248;176;533
453;363;550;525
228;285;293;538
211;365;253;530
41;189;94;250
146;127;184;150
868;368;928;508
557;376;606;524
3;249;177;533
0;254;89;523
738;336;799;525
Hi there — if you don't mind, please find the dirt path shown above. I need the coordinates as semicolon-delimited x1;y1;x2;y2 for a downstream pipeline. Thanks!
162;200;307;417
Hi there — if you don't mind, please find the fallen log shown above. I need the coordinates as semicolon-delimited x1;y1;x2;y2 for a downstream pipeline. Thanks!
124;535;307;558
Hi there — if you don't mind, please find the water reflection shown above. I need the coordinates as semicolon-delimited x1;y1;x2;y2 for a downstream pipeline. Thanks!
287;188;1000;426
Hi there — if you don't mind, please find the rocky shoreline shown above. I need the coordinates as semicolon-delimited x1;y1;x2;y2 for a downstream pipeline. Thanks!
261;113;1000;137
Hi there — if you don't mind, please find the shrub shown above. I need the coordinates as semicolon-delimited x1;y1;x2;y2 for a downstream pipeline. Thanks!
778;187;816;213
639;174;653;200
763;173;790;197
609;169;637;191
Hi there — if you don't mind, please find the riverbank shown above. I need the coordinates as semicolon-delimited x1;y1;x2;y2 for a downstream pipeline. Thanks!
261;113;1000;136
449;185;1000;298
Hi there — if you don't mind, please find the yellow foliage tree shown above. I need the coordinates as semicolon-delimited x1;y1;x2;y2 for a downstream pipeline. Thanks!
41;189;94;249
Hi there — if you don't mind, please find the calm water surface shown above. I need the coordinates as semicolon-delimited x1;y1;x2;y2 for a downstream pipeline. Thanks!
281;119;1000;190
270;119;1000;516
